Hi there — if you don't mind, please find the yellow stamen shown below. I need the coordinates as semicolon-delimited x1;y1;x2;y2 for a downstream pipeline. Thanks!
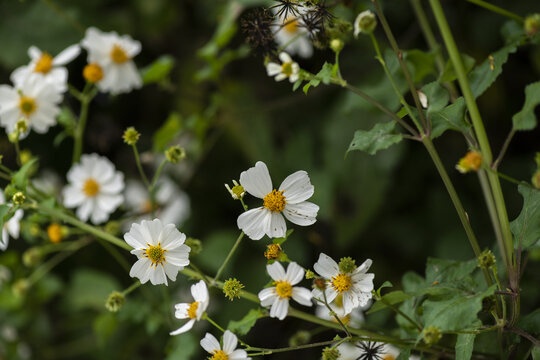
19;96;37;117
274;280;292;299
456;151;482;173
110;44;129;64
210;350;228;360
382;355;396;360
283;17;298;34
83;62;104;83
83;179;100;197
281;62;293;76
331;273;352;293
34;53;53;74
263;189;286;212
264;244;282;260
144;242;167;267
47;223;63;244
187;301;199;319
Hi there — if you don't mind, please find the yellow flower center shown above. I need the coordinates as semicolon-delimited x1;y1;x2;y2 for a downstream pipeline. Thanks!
187;301;199;319
47;223;63;244
83;178;100;197
382;355;396;360
274;280;293;299
283;17;299;34
19;96;37;117
263;189;286;212
110;44;130;64
264;244;282;260
144;242;167;267
231;185;245;199
34;53;53;74
456;151;482;173
83;62;104;83
281;62;293;76
210;350;228;360
331;273;352;293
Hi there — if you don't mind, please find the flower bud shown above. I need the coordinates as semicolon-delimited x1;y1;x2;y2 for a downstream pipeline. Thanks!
456;151;482;173
330;39;344;53
165;145;186;163
22;247;42;267
264;244;282;260
305;270;316;279
338;257;356;273
16;119;28;134
123;127;140;146
12;192;25;205
20;150;32;165
223;278;245;301
322;347;341;360
422;326;442;345
105;291;125;312
354;10;377;37
47;223;64;244
12;279;30;297
83;63;104;83
477;249;496;269
313;277;326;290
525;13;540;37
225;180;245;200
185;238;202;255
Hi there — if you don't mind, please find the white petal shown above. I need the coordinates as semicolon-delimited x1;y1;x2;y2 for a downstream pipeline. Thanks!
270;298;289;320
266;212;286;238
283;201;318;226
129;258;152;284
279;52;292;63
0;229;8;251
274;74;287;82
124;222;148;249
62;185;86;208
173;303;190;319
313;253;339;279
53;44;81;65
279;171;314;204
342;291;356;315
163;263;180;282
352;273;375;292
267;261;286;281
266;62;282;76
258;288;276;306
292;287;313;307
353;259;373;274
149;265;167;286
237;207;271;240
229;349;250;360
191;280;209;303
222;330;238;354
169;319;195;336
239;161;272;199
76;199;94;222
200;332;221;353
28;46;42;60
285;262;304;285
165;246;190;267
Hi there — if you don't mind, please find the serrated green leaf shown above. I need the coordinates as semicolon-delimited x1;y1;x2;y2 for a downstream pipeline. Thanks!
456;333;476;360
469;43;518;98
510;185;540;249
512;81;540;131
152;113;182;152
367;290;412;314
141;55;175;85
430;97;470;139
517;308;540;336
227;308;265;335
303;63;334;94
425;257;477;284
440;54;475;82
422;82;450;114
12;158;38;190
347;122;403;155
405;49;437;83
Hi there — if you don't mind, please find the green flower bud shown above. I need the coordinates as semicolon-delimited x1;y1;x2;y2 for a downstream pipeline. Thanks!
535;152;540;167
165;145;186;163
422;326;442;345
322;347;341;360
264;244;282;260
105;291;125;312
22;247;42;267
477;249;496;269
185;238;202;255
354;10;377;37
223;278;245;301
225;180;245;200
338;257;356;273
289;330;311;347
16;119;28;134
12;192;25;205
123;127;140;145
330;39;344;53
20;150;32;165
305;269;316;280
525;13;540;37
12;279;30;297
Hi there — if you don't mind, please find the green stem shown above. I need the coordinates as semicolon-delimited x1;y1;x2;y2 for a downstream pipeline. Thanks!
72;85;93;164
377;296;422;332
465;0;524;22
248;340;339;356
132;144;151;189
429;0;516;290
493;129;516;170
213;232;245;283
149;159;168;216
203;314;226;332
14;138;22;167
122;281;141;296
492;267;507;325
40;0;85;33
321;290;351;337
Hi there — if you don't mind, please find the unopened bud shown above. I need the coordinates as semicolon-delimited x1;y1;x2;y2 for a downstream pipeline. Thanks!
456;151;482;173
305;270;316;279
264;244;282;260
525;14;540;37
47;223;64;244
354;10;377;37
20;150;32;165
23;247;42;267
123;127;140;146
16;119;28;134
477;249;496;269
330;39;344;53
223;278;245;301
83;63;104;83
12;192;25;205
165;146;186;163
225;180;245;200
12;279;30;297
289;330;311;346
322;347;341;360
422;326;442;345
338;257;356;273
105;291;125;312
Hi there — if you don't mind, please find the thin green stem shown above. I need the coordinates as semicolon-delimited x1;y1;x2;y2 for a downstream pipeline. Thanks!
465;0;524;23
248;340;339;356
213;232;245;283
492;267;507;325
72;84;93;164
122;281;141;296
131;144;151;189
149;159;168;216
377;295;422;332
372;0;428;132
493;129;516;170
14;138;22;167
203;314;226;332
40;0;85;33
320;290;351;337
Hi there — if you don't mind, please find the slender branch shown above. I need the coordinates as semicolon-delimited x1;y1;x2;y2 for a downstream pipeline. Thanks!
320;291;351;337
72;85;94;164
465;0;524;23
492;129;516;170
505;327;540;347
213;232;245;283
122;281;141;296
40;0;85;33
131;145;151;189
377;296;422;332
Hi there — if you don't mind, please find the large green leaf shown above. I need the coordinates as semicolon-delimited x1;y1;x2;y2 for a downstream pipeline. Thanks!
227;308;265;335
405;49;437;83
517;308;540;336
510;185;540;249
456;333;476;360
512;81;540;131
422;82;450;115
367;290;412;314
469;43;518;98
12;158;38;190
141;55;175;85
152;112;182;152
347;121;403;156
430;97;470;139
425;257;477;284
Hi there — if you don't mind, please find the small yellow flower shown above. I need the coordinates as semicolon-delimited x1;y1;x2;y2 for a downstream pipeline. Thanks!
122;127;140;145
47;223;64;244
456;151;482;173
165;146;186;163
83;62;104;83
264;243;282;260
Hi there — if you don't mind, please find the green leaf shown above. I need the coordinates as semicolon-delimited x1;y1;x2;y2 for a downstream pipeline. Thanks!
93;313;118;346
152;112;182;152
405;49;437;83
517;308;540;336
469;43;518;98
0;205;12;241
347;122;403;156
430;97;470;139
367;290;412;314
396;347;411;360
227;308;265;335
292;79;303;92
56;106;76;133
12;158;38;190
533;346;540;360
141;55;175;85
422;82;450;114
165;332;198;360
425;257;477;284
510;185;540;249
456;333;476;360
423;285;496;332
65;269;120;311
512;81;540;131
440;54;475;82
303;63;334;94
272;229;294;245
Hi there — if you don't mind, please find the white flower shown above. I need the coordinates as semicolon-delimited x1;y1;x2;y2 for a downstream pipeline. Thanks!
315;293;369;328
81;27;142;95
353;10;377;37
124;219;190;286
124;178;190;228
11;44;80;92
0;191;23;252
273;9;313;58
237;161;319;240
312;253;374;315
355;342;412;360
170;280;209;335
258;261;312;320
200;330;251;360
266;52;300;83
0;74;62;137
62;153;124;224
